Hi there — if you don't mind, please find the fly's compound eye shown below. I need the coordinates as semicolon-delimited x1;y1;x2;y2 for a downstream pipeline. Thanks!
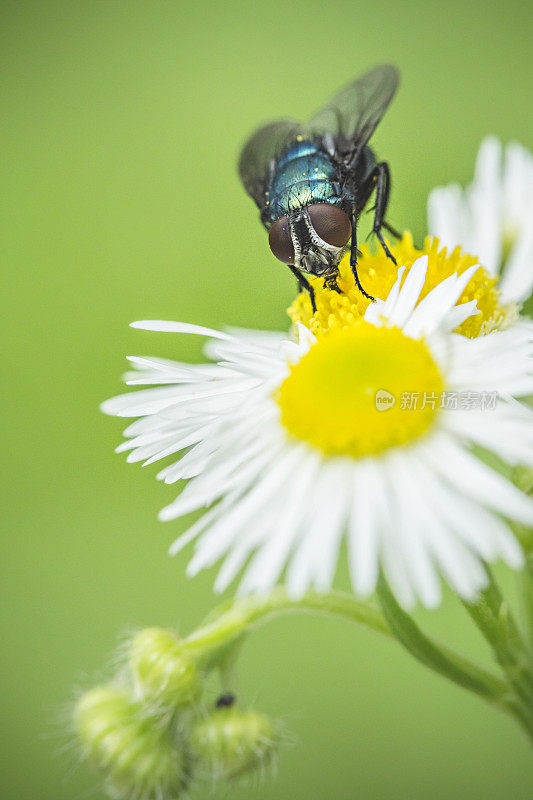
268;215;295;264
307;204;351;248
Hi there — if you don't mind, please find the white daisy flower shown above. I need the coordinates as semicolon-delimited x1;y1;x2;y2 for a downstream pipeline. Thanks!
102;257;533;609
428;136;533;305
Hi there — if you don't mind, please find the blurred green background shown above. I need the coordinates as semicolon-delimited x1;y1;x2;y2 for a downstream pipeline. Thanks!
3;1;533;798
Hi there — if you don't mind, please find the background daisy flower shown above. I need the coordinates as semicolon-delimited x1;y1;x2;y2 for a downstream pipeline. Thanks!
289;232;515;337
102;256;533;609
428;137;533;306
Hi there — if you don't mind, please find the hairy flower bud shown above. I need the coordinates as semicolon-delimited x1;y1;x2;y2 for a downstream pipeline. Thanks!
130;628;200;709
75;685;188;800
190;706;278;779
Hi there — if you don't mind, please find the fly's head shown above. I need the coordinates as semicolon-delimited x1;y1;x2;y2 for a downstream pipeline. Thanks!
268;204;352;277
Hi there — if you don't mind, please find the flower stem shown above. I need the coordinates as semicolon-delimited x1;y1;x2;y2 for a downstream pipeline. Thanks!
523;554;533;648
182;588;390;664
181;587;524;734
375;577;518;714
461;569;533;735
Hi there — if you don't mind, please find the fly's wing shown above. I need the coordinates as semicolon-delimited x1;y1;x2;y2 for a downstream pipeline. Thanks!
306;64;399;162
238;119;302;211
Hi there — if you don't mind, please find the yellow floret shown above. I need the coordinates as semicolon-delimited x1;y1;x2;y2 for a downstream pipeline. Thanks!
288;232;515;339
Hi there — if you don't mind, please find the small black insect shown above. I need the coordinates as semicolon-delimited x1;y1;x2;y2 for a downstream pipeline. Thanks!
215;693;236;708
238;64;400;310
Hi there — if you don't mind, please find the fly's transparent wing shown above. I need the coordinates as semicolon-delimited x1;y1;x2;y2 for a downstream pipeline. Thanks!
238;119;302;210
307;64;399;159
238;66;399;210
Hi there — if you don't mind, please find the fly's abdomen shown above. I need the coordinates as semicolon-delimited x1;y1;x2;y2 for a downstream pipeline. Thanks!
266;140;343;222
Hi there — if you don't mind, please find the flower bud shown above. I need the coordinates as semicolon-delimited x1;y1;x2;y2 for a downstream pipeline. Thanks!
130;628;200;709
75;685;188;800
190;706;278;779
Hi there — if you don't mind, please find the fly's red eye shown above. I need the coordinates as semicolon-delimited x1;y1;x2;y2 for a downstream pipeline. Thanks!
268;216;295;264
308;204;351;248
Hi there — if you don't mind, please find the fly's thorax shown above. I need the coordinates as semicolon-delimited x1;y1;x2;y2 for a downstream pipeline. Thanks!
355;145;376;182
265;141;355;271
266;138;350;222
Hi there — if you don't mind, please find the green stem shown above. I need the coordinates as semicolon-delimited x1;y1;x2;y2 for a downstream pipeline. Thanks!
182;588;523;732
523;554;533;648
461;570;533;727
376;577;517;716
183;588;389;663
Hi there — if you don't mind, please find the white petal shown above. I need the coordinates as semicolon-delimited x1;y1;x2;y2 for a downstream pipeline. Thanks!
428;137;533;298
294;321;317;353
130;320;235;340
468;136;502;274
499;225;533;303
412;454;523;570
236;451;320;595
437;300;480;334
404;265;480;338
428;184;469;252
185;446;304;575
159;437;282;520
443;404;533;468
285;459;346;598
421;435;533;526
101;386;195;417
347;462;380;596
364;267;405;327
384;452;442;607
306;461;351;592
168;491;241;557
387;256;428;327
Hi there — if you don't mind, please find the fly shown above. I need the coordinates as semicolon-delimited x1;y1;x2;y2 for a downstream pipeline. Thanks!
238;64;401;311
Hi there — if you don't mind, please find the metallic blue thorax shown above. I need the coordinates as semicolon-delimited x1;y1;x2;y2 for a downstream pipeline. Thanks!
265;139;351;223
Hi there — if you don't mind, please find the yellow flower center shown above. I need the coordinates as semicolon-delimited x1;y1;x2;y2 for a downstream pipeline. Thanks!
277;322;444;457
288;232;514;339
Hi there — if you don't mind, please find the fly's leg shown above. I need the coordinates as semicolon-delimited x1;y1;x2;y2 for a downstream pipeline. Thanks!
349;160;397;298
287;263;316;313
382;219;420;249
368;162;397;264
325;276;342;294
382;220;401;239
349;214;375;301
